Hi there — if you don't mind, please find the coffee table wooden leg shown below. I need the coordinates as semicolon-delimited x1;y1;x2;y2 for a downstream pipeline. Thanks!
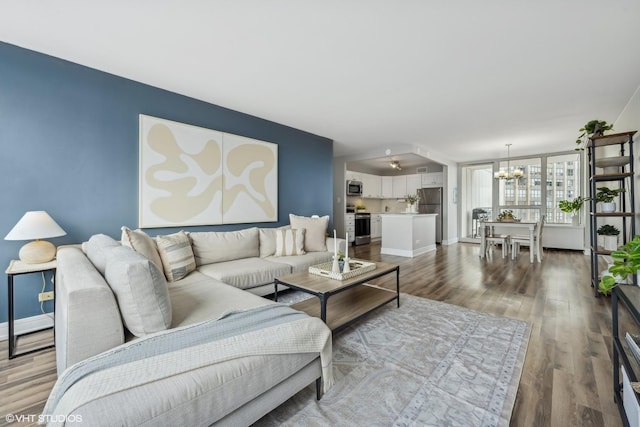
320;295;327;323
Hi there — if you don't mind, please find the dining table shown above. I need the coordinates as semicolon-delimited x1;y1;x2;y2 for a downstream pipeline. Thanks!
479;220;538;263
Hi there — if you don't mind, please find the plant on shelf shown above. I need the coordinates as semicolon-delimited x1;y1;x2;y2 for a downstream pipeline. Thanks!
576;119;614;150
496;210;519;222
595;187;625;203
599;235;640;295
597;224;620;236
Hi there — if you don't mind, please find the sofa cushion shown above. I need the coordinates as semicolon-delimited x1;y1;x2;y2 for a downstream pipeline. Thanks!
190;227;259;265
105;246;172;337
85;234;121;276
266;251;334;273
198;258;292;290
275;229;305;257
120;226;162;270
156;231;196;282
289;214;329;252
259;225;291;258
168;271;273;327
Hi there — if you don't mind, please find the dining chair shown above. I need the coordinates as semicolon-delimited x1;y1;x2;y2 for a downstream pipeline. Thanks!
511;215;546;262
484;229;510;259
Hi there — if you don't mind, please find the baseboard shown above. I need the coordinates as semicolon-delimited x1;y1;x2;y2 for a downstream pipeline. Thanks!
0;313;54;341
442;237;459;245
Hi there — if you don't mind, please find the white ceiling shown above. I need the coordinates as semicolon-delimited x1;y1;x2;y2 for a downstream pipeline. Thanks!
1;1;639;163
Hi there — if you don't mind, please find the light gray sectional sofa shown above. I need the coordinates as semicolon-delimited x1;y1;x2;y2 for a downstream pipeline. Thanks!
48;219;345;426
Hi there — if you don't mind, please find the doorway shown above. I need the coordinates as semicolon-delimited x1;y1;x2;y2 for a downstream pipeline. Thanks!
459;164;493;243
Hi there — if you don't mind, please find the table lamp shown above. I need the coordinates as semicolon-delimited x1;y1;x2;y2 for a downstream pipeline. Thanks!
4;211;67;264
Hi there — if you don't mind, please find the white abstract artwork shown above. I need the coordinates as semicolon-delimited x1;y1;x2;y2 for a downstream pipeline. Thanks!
139;115;278;227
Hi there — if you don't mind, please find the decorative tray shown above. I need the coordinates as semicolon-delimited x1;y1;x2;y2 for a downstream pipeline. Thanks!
309;259;377;281
496;219;521;222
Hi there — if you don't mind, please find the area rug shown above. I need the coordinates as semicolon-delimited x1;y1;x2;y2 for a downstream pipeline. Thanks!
255;292;530;427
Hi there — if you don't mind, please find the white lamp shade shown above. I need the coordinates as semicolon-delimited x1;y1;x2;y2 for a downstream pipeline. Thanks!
5;211;66;241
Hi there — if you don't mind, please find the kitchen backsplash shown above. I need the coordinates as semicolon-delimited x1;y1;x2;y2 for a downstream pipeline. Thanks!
347;196;408;213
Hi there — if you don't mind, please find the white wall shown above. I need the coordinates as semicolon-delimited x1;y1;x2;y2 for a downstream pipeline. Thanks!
613;84;640;232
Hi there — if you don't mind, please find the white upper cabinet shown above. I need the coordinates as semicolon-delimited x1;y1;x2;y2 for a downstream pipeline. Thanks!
364;173;382;198
406;174;421;195
392;176;407;198
421;172;444;187
381;176;393;198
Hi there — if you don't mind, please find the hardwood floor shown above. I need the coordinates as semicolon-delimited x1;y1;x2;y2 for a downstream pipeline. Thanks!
0;241;629;426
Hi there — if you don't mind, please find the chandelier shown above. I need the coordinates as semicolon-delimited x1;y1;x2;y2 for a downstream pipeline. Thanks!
390;160;402;170
494;144;523;180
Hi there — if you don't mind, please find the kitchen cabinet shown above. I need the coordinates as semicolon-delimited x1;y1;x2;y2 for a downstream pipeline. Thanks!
345;214;355;243
371;214;382;239
392;176;407;198
421;172;443;187
362;173;381;198
346;171;362;182
381;177;393;198
406;174;421;195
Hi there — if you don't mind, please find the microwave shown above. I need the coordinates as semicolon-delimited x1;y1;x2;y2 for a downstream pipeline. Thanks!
346;180;363;196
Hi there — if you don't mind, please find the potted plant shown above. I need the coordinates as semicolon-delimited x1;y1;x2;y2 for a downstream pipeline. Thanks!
496;210;519;222
405;194;419;213
599;235;640;295
597;224;620;251
595;186;625;213
576;119;613;150
558;196;584;225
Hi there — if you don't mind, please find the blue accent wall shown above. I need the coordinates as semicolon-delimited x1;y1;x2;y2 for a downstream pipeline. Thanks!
0;42;333;322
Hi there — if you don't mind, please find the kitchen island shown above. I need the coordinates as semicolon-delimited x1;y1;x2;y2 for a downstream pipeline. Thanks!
380;213;438;257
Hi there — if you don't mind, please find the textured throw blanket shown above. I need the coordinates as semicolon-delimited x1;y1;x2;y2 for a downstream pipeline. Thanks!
42;304;333;426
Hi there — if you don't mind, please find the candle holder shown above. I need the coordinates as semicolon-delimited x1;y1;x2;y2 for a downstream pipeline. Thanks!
342;256;351;273
331;255;341;273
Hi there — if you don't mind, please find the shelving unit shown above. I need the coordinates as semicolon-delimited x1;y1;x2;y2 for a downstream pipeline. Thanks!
612;285;640;427
587;131;637;296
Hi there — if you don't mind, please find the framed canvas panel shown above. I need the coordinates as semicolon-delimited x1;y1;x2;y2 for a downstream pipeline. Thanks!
139;115;278;227
139;115;224;228
222;132;278;224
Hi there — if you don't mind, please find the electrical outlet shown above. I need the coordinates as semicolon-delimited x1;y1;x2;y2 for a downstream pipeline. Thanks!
38;291;54;302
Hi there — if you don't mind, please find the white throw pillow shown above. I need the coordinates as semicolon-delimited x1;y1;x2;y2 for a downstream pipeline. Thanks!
289;214;329;252
105;246;172;337
120;226;163;270
156;231;196;282
274;229;306;257
259;225;291;257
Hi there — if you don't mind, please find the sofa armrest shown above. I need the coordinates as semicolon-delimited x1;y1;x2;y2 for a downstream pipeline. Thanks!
325;237;347;255
56;247;125;374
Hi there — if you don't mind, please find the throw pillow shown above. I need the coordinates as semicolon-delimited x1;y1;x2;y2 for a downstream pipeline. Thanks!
289;214;329;252
259;225;291;257
120;226;163;270
105;246;172;337
189;227;259;266
156;231;196;282
274;228;306;257
85;234;121;276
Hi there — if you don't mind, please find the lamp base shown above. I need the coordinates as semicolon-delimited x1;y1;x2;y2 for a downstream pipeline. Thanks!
19;240;56;264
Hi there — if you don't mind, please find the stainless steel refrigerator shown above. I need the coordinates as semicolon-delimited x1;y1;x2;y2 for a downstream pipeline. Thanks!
417;187;443;244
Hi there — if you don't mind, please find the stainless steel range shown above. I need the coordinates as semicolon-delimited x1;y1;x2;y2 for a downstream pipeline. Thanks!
354;213;371;245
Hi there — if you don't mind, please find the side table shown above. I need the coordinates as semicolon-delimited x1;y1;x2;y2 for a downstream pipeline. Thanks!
6;259;57;359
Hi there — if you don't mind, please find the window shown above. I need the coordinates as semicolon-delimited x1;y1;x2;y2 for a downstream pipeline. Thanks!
547;154;581;224
495;153;581;224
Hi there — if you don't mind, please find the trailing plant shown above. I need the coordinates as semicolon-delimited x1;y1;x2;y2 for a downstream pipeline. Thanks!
594;187;625;203
599;235;640;295
558;197;584;214
597;224;620;236
575;119;613;150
